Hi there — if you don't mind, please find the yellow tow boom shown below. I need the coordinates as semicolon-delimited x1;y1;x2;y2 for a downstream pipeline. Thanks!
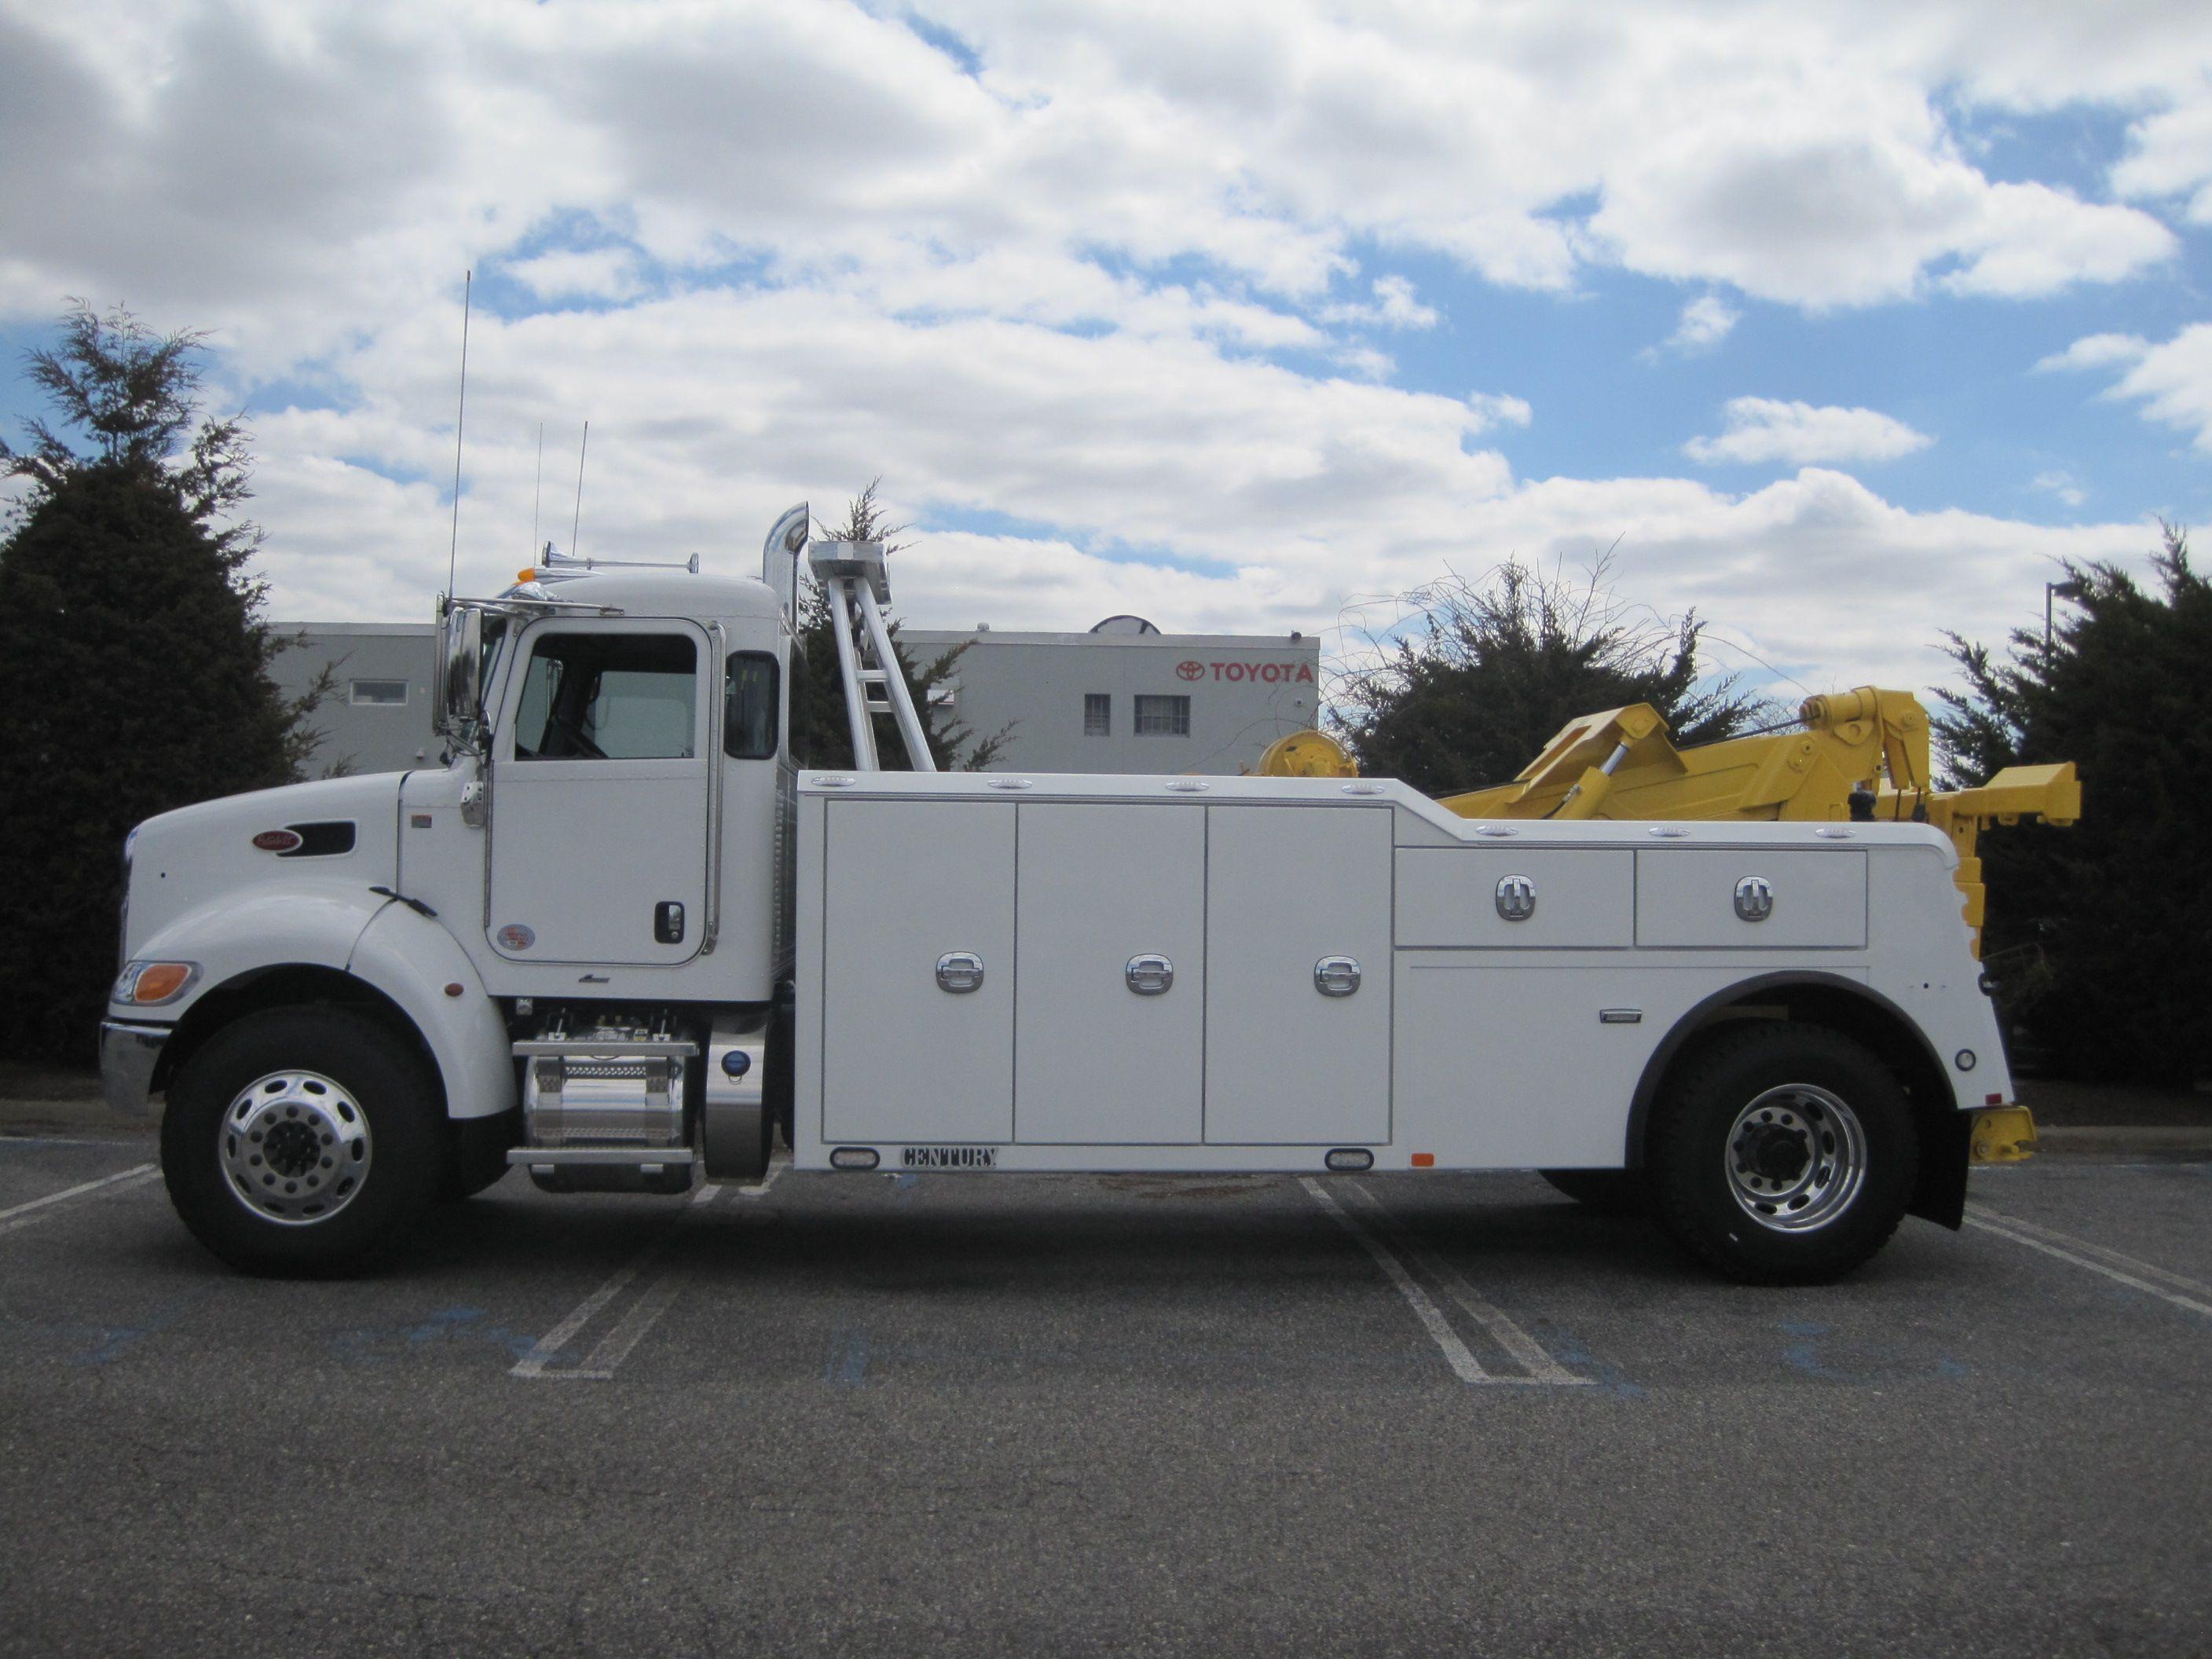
1259;690;2080;958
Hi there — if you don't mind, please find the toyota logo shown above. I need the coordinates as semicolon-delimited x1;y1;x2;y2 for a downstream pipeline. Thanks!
1177;659;1205;681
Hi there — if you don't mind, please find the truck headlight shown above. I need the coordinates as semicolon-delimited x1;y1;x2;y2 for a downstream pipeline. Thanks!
112;961;199;1006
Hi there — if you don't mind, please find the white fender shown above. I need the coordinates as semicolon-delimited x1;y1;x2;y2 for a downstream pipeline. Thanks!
127;882;384;1005
121;885;514;1124
346;903;516;1122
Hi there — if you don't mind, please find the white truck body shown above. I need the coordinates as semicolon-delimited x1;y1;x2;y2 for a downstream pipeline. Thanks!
791;771;2001;1174
100;507;2015;1280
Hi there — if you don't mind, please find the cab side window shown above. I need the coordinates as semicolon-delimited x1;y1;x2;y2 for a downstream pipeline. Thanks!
725;652;779;760
514;632;698;760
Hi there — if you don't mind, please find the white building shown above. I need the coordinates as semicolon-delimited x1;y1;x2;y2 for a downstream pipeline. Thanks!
271;614;1323;777
903;616;1321;775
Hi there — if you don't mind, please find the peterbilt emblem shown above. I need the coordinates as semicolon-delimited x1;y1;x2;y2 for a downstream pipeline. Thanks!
497;924;537;950
1734;876;1774;922
1495;874;1536;921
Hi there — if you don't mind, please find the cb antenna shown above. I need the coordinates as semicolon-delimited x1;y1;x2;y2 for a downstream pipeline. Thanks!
531;421;544;562
445;269;471;602
569;419;589;559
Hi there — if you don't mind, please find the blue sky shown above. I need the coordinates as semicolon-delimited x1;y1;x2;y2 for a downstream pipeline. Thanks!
4;2;2210;699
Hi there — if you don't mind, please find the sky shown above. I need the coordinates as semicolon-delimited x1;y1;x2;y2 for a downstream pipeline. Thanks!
3;0;2210;707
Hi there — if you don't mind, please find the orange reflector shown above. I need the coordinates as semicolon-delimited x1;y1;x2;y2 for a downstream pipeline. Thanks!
443;982;464;998
1411;1152;1435;1169
517;568;537;582
133;963;192;1003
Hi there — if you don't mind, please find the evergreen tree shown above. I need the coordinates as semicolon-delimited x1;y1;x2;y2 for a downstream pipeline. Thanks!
793;482;1013;771
1932;526;2210;1086
1332;556;1770;794
0;301;316;1062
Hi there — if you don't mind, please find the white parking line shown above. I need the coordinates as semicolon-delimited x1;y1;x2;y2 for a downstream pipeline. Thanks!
0;1164;159;1236
1965;1203;2212;1320
1346;1183;1589;1386
1300;1177;1489;1383
511;1184;726;1380
734;1158;788;1199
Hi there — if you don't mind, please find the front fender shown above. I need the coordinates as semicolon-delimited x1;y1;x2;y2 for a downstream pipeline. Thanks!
119;884;387;1024
346;903;515;1122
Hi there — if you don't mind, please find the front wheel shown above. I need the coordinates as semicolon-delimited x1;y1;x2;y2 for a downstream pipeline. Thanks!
160;1007;443;1276
1647;1025;1917;1285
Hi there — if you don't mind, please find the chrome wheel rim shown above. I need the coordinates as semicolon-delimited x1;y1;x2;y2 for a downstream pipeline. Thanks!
220;1071;372;1226
1723;1084;1866;1234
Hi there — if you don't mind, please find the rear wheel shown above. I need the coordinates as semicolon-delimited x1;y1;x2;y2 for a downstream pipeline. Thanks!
1537;1167;1644;1216
160;1008;443;1276
1647;1024;1916;1285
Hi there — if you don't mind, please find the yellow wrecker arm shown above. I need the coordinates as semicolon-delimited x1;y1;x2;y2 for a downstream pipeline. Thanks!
1258;689;2080;958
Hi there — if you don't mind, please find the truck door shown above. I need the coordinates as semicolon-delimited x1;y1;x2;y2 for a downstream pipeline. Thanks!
489;620;712;967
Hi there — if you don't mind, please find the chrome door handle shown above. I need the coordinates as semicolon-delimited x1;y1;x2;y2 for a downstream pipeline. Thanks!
1125;954;1174;995
1313;955;1361;997
936;951;985;993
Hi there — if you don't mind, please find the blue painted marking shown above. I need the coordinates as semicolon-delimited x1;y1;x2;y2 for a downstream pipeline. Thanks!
1775;1320;1969;1386
70;1292;210;1366
331;1306;536;1365
1529;1325;1643;1401
825;1328;871;1388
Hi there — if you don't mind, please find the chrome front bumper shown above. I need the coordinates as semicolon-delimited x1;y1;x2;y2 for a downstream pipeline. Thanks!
98;1020;170;1116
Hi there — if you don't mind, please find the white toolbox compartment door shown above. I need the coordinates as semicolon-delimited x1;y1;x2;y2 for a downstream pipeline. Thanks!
822;799;1016;1144
1015;803;1206;1144
1395;848;1634;948
1635;848;1868;949
1204;805;1392;1145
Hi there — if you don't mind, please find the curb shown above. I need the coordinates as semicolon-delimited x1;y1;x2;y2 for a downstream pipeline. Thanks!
2034;1126;2212;1159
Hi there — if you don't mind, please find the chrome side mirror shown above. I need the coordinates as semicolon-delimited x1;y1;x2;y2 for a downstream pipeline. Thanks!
438;606;485;742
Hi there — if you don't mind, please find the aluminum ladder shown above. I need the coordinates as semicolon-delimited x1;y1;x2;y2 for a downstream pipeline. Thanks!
805;537;936;773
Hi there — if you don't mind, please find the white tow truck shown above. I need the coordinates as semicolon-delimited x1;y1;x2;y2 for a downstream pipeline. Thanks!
101;507;2025;1283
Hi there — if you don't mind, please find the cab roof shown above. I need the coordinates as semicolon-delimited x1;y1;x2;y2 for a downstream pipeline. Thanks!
499;562;786;622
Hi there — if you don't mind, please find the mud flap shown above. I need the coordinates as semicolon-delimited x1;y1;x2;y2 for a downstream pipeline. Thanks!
1907;1105;1972;1230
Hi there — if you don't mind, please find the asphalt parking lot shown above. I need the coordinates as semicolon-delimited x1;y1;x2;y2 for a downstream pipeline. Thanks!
2;1133;2207;1657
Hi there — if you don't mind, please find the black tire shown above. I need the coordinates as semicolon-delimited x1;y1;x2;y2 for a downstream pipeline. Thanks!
1537;1167;1644;1216
1647;1024;1917;1285
439;1111;518;1203
159;1007;444;1276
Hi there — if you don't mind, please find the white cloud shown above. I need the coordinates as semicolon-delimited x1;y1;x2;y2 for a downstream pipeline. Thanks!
0;0;2199;369
2115;98;2212;222
2035;332;2152;372
210;284;2155;700
1647;295;1739;360
2031;470;2087;508
1467;391;1533;430
0;0;2194;705
2091;323;2212;452
1320;276;1440;330
1684;398;1934;466
2035;321;2212;452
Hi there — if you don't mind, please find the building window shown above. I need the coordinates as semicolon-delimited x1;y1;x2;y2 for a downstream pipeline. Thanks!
1083;693;1111;736
349;679;409;706
1134;694;1189;735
